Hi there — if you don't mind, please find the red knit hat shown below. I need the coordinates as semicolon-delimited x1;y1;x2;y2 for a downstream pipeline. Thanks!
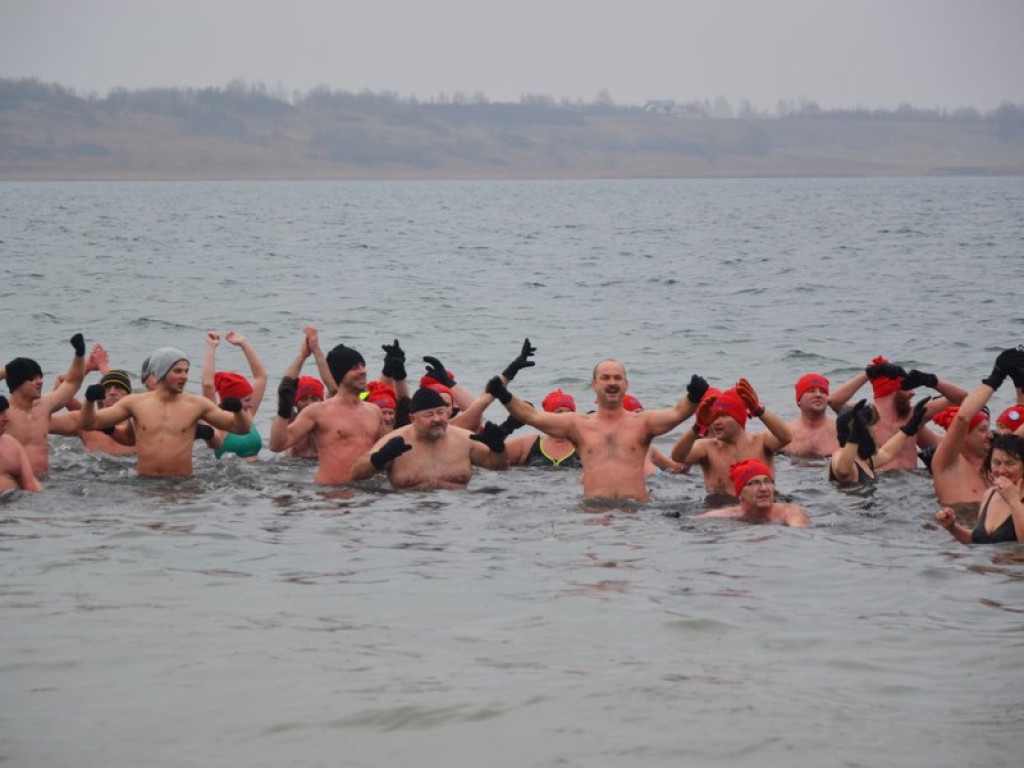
424;381;454;402
214;371;252;402
730;458;773;496
366;381;397;410
711;389;747;428
295;376;324;403
795;373;830;403
932;406;987;433
869;356;904;399
542;389;576;412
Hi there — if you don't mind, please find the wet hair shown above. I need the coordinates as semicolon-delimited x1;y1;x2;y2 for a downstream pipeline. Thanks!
983;433;1024;476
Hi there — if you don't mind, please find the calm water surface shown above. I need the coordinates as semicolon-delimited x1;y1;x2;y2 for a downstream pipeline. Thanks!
2;177;1024;767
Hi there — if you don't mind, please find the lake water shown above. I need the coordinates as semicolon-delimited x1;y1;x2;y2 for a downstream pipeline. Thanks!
2;177;1024;767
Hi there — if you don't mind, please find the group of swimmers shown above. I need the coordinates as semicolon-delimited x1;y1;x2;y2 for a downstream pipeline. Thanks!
3;331;1024;544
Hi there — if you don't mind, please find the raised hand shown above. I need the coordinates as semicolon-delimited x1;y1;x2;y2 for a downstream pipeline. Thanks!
486;376;513;405
277;376;297;419
470;421;507;453
205;331;221;346
866;361;906;380
735;378;763;416
225;331;246;346
900;396;932;436
502;338;536;381
423;356;456;387
85;384;105;402
70;333;86;358
901;369;938;391
381;339;407;381
686;374;709;404
371;436;412;470
85;343;110;374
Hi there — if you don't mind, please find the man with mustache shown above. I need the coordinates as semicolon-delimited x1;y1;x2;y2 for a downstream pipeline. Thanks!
351;386;508;490
827;356;963;470
487;356;708;502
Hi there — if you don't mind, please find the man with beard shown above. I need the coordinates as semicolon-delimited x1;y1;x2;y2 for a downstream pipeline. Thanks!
672;380;792;499
269;343;385;484
80;347;250;477
487;357;708;502
0;396;42;492
827;356;963;470
351;386;508;490
782;373;838;458
697;459;810;528
2;334;87;474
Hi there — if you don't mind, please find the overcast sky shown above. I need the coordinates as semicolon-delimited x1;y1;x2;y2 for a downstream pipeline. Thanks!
2;0;1022;111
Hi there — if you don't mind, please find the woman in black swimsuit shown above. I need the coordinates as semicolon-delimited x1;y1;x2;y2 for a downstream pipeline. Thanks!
936;434;1024;544
827;397;930;487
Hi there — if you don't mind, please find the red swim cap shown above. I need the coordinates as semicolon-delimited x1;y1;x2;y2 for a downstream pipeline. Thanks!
729;458;773;497
997;405;1024;432
295;376;324;403
623;394;643;412
869;356;904;399
795;373;830;403
214;371;252;402
711;389;747;428
542;389;576;412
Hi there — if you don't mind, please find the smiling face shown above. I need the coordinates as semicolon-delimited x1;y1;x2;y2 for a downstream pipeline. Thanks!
591;359;628;409
989;448;1024;484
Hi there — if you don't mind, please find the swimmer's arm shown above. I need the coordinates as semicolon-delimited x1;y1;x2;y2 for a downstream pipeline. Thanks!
785;506;811;528
469;438;509;471
875;430;912;468
674;432;710;466
828;444;860;484
507;397;576;440
670;425;701;463
200;399;251;435
827;372;867;413
49;411;81;437
268;406;315;451
935;507;973;544
14;442;42;492
231;333;269;416
932;382;992;470
350;432;399;481
650;447;687;473
757;409;792;452
80;396;133;431
43;350;85;414
450;391;494;432
202;332;219;402
502;434;534;466
644;398;697;438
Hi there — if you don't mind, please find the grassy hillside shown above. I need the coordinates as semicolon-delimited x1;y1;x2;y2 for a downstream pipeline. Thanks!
2;80;1023;180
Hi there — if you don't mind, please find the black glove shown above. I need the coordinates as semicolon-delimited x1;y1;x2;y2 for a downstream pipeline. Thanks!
220;397;243;413
901;370;938;390
847;399;876;460
486;375;513;405
984;347;1024;390
370;436;412;470
835;404;857;447
195;424;214;441
85;384;106;402
866;361;906;380
497;413;525;437
470;421;507;453
686;374;710;404
0;395;8;413
918;445;936;475
277;376;297;419
70;333;86;358
502;338;536;381
422;356;456;387
381;339;407;381
900;396;932;436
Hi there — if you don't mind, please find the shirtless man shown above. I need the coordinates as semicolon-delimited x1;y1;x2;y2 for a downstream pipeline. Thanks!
671;380;792;498
269;343;385;484
352;387;509;489
79;347;250;477
783;373;838;458
698;459;810;528
487;356;707;502
3;334;86;474
828;357;963;470
50;369;136;456
0;396;42;492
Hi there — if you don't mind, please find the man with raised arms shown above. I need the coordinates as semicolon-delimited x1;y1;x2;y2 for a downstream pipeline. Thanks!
0;396;42;492
79;347;250;477
352;386;509;490
698;459;810;528
783;373;839;458
2;334;87;474
487;355;708;502
671;380;792;499
828;356;964;470
269;343;385;484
